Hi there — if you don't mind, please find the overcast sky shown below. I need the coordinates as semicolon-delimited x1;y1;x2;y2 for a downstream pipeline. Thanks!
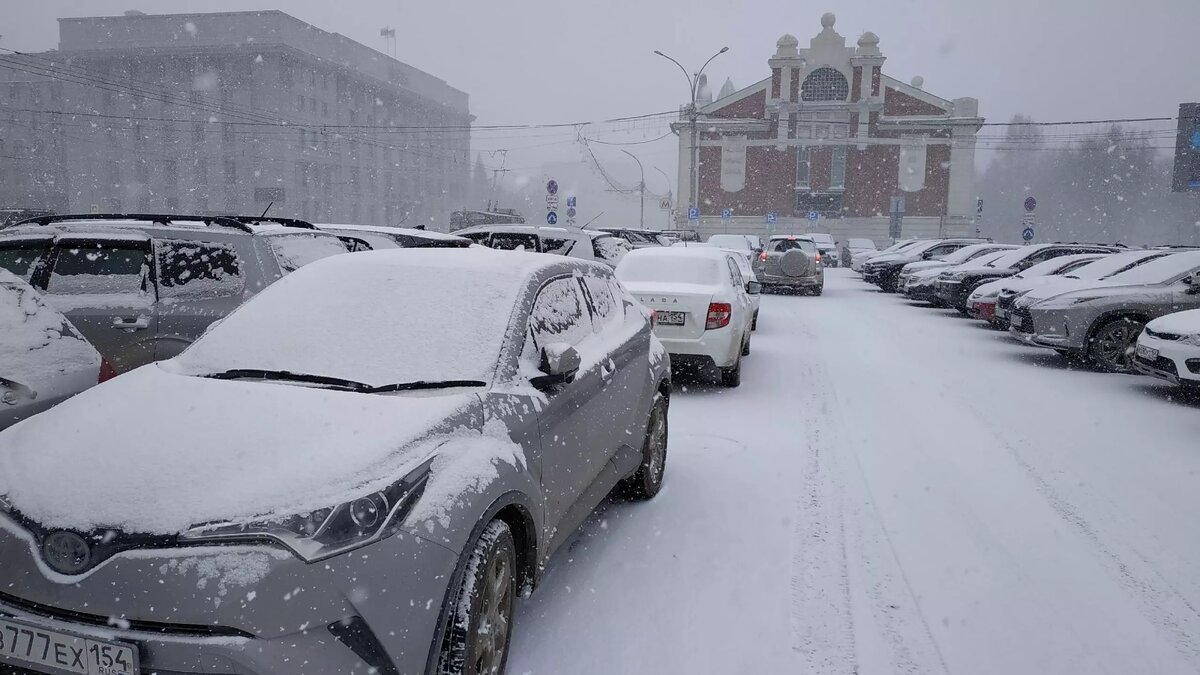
3;0;1198;219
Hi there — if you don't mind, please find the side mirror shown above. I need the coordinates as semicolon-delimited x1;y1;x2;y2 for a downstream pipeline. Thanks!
531;343;581;392
746;280;762;295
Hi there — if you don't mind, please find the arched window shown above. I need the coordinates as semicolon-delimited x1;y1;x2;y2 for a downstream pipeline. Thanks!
801;68;849;102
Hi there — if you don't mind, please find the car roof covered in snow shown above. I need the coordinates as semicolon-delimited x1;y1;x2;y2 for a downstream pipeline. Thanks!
169;248;585;387
316;223;468;242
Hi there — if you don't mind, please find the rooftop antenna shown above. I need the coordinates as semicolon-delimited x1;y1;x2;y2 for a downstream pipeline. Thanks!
259;202;273;219
581;211;606;228
380;27;397;58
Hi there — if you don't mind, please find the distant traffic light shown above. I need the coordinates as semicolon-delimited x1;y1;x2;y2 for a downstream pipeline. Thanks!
1172;103;1200;192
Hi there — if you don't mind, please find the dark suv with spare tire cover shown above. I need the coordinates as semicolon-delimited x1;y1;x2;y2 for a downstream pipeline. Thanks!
753;235;824;295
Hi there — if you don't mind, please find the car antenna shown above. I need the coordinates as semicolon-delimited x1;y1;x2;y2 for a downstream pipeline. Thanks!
258;202;273;223
581;211;606;228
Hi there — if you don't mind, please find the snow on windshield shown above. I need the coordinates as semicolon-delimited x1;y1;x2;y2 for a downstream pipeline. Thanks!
1064;251;1165;280
615;250;722;285
172;249;542;386
984;248;1037;268
1103;250;1200;285
0;270;100;385
268;233;351;273
708;235;754;251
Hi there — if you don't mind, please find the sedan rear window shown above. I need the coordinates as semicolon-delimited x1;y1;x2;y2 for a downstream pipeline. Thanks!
772;238;817;253
616;254;721;285
593;236;631;265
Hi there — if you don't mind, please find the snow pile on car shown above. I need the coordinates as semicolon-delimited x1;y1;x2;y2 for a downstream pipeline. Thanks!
0;269;101;385
1146;308;1200;335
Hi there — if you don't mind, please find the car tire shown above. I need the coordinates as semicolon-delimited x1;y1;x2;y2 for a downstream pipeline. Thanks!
437;520;517;675
619;391;669;500
752;311;759;331
720;355;742;388
811;285;823;296
1088;316;1145;373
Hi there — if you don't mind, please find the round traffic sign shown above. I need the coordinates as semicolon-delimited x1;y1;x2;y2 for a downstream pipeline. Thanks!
1022;227;1035;242
547;211;558;225
546;180;559;195
566;207;577;218
1024;197;1037;212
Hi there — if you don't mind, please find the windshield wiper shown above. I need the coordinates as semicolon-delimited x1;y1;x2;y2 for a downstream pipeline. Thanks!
363;380;486;394
204;369;372;391
1064;274;1081;279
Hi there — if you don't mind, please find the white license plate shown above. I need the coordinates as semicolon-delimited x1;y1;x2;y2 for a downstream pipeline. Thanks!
1010;315;1023;328
0;616;139;675
1136;344;1158;362
995;307;1009;319
657;311;685;326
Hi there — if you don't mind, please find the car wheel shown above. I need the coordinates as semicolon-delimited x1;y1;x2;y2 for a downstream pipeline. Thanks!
437;520;516;675
720;356;742;388
620;391;669;500
752;311;759;331
1088;317;1144;373
811;285;823;297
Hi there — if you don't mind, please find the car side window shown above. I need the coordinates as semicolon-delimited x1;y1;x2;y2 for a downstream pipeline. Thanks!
155;240;245;299
490;232;540;252
45;242;151;296
543;238;575;256
0;241;50;283
529;277;594;350
727;258;744;288
581;275;620;332
458;231;489;244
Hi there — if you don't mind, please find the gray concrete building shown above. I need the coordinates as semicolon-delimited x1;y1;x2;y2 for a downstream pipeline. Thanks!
0;10;471;228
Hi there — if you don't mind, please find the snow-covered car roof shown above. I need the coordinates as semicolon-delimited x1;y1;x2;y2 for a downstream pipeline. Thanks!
768;234;817;241
316;223;468;242
169;248;564;388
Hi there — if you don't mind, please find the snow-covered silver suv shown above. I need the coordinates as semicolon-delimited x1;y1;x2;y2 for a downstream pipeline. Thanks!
0;214;349;376
1011;250;1200;372
754;235;825;295
0;248;670;675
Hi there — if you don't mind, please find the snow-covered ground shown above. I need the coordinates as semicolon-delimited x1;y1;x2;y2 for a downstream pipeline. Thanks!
510;268;1200;675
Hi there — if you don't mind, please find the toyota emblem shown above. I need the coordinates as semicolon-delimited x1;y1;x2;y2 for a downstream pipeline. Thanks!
42;531;92;575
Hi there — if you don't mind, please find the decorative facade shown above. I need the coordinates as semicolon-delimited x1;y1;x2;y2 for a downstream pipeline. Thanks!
675;13;983;242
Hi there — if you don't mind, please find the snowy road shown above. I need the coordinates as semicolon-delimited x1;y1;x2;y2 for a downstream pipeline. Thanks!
509;268;1200;675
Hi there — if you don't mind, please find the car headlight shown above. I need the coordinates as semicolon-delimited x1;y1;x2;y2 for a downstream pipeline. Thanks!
941;271;967;282
1035;294;1106;310
180;465;430;562
1181;334;1200;347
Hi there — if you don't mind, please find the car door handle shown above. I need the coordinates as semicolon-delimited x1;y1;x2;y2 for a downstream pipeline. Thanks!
112;316;150;331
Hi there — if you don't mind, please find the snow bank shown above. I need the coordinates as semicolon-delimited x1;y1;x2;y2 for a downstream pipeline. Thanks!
0;270;101;385
0;364;477;534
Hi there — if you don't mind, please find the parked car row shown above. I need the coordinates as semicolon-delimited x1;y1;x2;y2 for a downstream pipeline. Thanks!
854;239;1200;388
0;232;672;674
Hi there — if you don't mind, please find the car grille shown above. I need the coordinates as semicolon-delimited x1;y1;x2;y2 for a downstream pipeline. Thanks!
1011;307;1035;333
0;591;253;638
1144;327;1183;341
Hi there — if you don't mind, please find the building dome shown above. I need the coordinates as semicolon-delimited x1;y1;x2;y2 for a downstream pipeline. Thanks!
777;33;799;49
858;31;879;47
820;12;836;29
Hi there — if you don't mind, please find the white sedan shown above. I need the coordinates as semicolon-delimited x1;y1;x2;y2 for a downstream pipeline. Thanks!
616;247;756;387
1133;308;1200;389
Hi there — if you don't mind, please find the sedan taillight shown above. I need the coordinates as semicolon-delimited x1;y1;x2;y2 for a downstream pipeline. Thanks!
649;309;658;328
759;251;768;262
815;252;822;264
706;303;732;330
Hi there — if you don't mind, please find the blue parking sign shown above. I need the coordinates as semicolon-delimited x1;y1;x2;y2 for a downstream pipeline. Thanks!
687;207;700;221
766;212;777;224
807;210;819;222
721;208;733;220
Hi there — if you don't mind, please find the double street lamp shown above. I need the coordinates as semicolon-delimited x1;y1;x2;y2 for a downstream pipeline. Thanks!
653;46;730;225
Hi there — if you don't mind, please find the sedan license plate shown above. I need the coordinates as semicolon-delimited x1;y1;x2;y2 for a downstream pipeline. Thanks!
995;307;1008;320
657;311;685;326
0;616;139;675
1136;344;1158;362
1010;314;1024;329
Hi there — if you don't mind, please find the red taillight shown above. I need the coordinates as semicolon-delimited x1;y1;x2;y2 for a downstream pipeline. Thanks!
98;358;118;383
649;309;658;328
759;251;768;262
815;252;822;264
705;303;732;330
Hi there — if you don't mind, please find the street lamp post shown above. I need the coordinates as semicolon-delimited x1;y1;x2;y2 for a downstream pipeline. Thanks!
653;46;729;228
622;149;645;229
653;166;672;229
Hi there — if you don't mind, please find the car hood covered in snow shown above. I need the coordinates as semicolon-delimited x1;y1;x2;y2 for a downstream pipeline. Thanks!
1145;309;1200;335
0;364;480;535
0;269;101;387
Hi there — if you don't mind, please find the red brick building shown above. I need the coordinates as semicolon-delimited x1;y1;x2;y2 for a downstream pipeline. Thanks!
675;13;982;243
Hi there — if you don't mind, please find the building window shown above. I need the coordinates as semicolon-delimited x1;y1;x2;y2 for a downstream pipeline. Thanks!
224;159;237;185
800;67;849;102
796;147;811;189
192;122;205;143
830;146;846;190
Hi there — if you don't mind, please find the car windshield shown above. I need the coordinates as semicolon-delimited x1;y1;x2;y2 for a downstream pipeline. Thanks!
939;245;997;265
615;252;721;285
1017;254;1102;278
1102;250;1200;285
806;233;835;246
1064;251;1168;280
269;233;351;273
984;248;1037;269
708;234;754;250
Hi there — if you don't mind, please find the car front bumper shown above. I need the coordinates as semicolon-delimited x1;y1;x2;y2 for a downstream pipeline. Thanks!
0;512;459;675
968;298;997;321
1133;335;1200;387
